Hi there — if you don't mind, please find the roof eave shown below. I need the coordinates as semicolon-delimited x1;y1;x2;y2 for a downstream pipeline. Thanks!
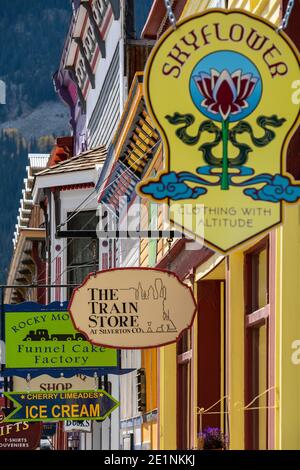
34;168;100;191
141;0;166;39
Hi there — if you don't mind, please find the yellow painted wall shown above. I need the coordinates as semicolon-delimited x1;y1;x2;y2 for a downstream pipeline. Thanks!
227;251;245;449
274;228;281;450
159;344;177;449
141;421;158;450
142;349;158;412
277;204;300;449
142;423;152;449
152;422;158;450
179;0;300;451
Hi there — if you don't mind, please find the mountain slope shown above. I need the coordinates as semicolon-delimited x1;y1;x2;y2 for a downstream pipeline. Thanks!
0;0;71;123
0;0;72;283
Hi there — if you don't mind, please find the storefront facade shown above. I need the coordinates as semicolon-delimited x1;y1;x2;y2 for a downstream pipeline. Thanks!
4;0;299;452
133;0;300;450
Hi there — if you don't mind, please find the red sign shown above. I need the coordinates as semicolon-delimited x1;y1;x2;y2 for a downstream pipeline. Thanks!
0;411;42;450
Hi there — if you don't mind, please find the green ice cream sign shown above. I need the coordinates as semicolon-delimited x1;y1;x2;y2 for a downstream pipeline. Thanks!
4;306;117;369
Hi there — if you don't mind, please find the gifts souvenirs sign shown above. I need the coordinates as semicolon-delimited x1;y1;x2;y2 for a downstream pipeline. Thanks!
138;9;300;253
0;411;42;450
68;268;197;349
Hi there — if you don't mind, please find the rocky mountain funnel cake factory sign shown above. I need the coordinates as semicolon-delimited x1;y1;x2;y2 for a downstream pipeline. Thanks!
68;268;197;349
4;303;117;371
138;9;300;253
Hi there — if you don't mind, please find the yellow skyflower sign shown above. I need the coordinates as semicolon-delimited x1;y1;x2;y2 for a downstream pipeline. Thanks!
139;10;300;253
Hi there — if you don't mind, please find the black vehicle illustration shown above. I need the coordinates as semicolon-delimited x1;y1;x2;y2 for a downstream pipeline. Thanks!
23;329;86;342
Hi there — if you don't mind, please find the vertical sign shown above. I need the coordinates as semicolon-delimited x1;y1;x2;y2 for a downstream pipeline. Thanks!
139;10;300;252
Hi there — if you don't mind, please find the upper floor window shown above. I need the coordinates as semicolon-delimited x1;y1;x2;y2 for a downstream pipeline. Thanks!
244;237;270;450
245;238;269;314
67;210;99;297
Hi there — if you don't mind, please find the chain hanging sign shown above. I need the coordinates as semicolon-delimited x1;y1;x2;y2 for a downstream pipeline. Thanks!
138;9;300;253
68;268;197;349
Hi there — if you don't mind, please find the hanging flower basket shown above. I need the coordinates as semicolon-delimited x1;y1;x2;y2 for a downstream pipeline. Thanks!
197;427;227;450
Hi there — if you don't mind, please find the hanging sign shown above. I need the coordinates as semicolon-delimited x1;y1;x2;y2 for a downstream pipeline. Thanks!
138;9;300;253
0;411;42;450
3;390;119;423
3;302;117;373
68;268;197;349
13;374;95;393
64;420;91;433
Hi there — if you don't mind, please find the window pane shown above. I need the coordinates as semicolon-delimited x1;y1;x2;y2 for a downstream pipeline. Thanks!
68;210;98;231
246;243;269;314
67;211;99;296
68;239;95;265
68;265;94;286
258;249;268;309
178;329;190;355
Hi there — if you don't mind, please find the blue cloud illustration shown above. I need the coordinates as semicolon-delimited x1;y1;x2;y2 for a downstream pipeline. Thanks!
140;172;207;200
244;174;300;203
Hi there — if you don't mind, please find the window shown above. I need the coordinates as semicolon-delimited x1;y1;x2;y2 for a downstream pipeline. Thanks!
244;238;269;450
67;211;98;297
245;242;269;314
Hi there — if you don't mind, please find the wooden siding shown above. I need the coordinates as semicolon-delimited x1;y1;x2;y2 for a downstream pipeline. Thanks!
88;45;120;148
29;206;44;229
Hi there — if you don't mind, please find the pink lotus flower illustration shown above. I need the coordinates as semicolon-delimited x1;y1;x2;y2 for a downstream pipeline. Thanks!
194;69;258;121
193;69;259;189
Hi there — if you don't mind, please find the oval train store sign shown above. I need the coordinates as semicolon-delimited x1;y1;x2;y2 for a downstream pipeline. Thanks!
138;9;300;253
68;268;197;349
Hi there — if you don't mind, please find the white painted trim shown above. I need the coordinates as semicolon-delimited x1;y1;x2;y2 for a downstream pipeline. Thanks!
34;169;99;193
195;253;225;281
